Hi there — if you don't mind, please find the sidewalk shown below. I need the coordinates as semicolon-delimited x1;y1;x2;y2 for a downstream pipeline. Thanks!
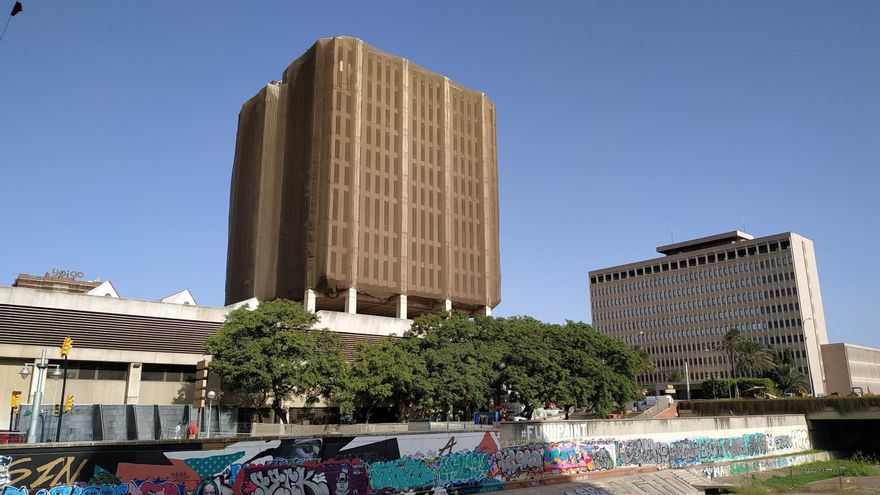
496;468;705;495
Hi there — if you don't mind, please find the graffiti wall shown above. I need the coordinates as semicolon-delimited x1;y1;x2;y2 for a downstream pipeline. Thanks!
0;416;812;495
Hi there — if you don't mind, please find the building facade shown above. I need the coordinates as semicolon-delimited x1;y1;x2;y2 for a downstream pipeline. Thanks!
0;279;398;429
225;36;501;318
822;343;880;396
588;231;829;395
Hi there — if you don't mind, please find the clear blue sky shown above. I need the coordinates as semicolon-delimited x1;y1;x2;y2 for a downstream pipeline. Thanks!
1;2;877;345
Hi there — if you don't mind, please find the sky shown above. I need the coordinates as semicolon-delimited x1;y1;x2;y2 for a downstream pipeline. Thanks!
0;1;877;345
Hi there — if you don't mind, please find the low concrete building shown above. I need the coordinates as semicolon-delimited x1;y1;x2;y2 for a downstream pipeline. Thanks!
0;276;412;428
821;343;880;396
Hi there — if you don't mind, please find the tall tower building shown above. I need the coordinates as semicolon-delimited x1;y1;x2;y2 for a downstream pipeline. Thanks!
226;37;501;319
589;231;829;396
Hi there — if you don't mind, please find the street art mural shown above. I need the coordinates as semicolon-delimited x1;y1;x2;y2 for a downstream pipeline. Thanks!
0;426;811;495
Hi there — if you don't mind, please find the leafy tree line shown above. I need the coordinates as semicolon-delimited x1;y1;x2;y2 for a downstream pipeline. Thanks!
205;299;651;422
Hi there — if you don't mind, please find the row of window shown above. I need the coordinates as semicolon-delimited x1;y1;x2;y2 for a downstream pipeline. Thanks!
640;366;808;383
602;320;806;344
603;308;803;332
593;256;794;297
46;361;196;382
591;240;792;285
596;293;800;321
639;336;807;359
596;272;796;310
645;346;807;373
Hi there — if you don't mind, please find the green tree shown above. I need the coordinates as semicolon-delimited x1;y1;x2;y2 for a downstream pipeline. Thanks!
480;316;561;416
348;338;428;422
735;340;776;377
772;363;809;395
407;311;503;419
501;320;643;418
666;370;686;383
205;299;347;422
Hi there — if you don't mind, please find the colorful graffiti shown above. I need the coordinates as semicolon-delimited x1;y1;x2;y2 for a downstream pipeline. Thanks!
0;426;811;495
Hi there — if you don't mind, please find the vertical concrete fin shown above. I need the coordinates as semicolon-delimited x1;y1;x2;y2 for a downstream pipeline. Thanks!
442;77;453;301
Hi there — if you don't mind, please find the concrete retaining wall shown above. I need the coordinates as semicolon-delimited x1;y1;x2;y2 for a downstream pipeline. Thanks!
0;414;811;495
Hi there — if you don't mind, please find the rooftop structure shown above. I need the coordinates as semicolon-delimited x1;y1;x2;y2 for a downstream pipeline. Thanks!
13;273;102;294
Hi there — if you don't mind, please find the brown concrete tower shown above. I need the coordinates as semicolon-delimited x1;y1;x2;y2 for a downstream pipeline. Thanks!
226;37;501;318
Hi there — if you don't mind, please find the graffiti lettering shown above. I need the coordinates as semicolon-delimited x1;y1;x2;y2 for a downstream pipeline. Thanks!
242;466;328;495
589;447;614;472
436;452;489;486
437;438;456;457
563;486;612;495
129;480;181;495
367;458;433;492
0;456;12;486
494;446;543;480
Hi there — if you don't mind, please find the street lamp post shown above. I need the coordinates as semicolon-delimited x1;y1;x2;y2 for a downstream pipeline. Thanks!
205;391;216;439
19;350;62;443
685;361;691;401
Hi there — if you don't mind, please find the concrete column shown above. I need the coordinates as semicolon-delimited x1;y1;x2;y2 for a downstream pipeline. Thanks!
399;59;410;300
348;38;365;288
443;299;453;312
395;295;408;320
345;288;357;314
442;77;453;301
479;306;492;317
303;289;317;313
479;94;495;309
125;363;142;405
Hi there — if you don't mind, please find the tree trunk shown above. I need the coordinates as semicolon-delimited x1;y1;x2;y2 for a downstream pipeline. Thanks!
272;399;287;424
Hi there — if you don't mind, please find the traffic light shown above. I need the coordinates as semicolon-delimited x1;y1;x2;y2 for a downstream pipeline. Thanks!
65;395;74;412
53;404;60;416
11;390;21;408
60;337;73;358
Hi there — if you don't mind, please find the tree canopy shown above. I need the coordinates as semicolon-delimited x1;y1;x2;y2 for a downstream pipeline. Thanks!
205;299;347;422
206;301;649;422
349;312;649;420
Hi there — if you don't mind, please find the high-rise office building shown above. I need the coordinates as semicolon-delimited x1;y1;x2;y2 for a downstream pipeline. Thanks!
588;231;829;395
226;37;501;319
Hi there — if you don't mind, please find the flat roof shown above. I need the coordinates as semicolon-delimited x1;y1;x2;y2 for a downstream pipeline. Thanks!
588;231;797;276
656;230;754;255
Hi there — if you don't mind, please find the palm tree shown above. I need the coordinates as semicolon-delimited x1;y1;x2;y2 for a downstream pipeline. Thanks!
718;328;744;397
735;340;776;377
772;363;809;395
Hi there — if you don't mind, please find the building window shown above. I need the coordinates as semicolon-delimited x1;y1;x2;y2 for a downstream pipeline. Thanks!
142;364;198;382
50;360;128;380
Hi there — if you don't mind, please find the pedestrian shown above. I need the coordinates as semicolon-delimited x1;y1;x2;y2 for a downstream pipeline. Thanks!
187;420;200;439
